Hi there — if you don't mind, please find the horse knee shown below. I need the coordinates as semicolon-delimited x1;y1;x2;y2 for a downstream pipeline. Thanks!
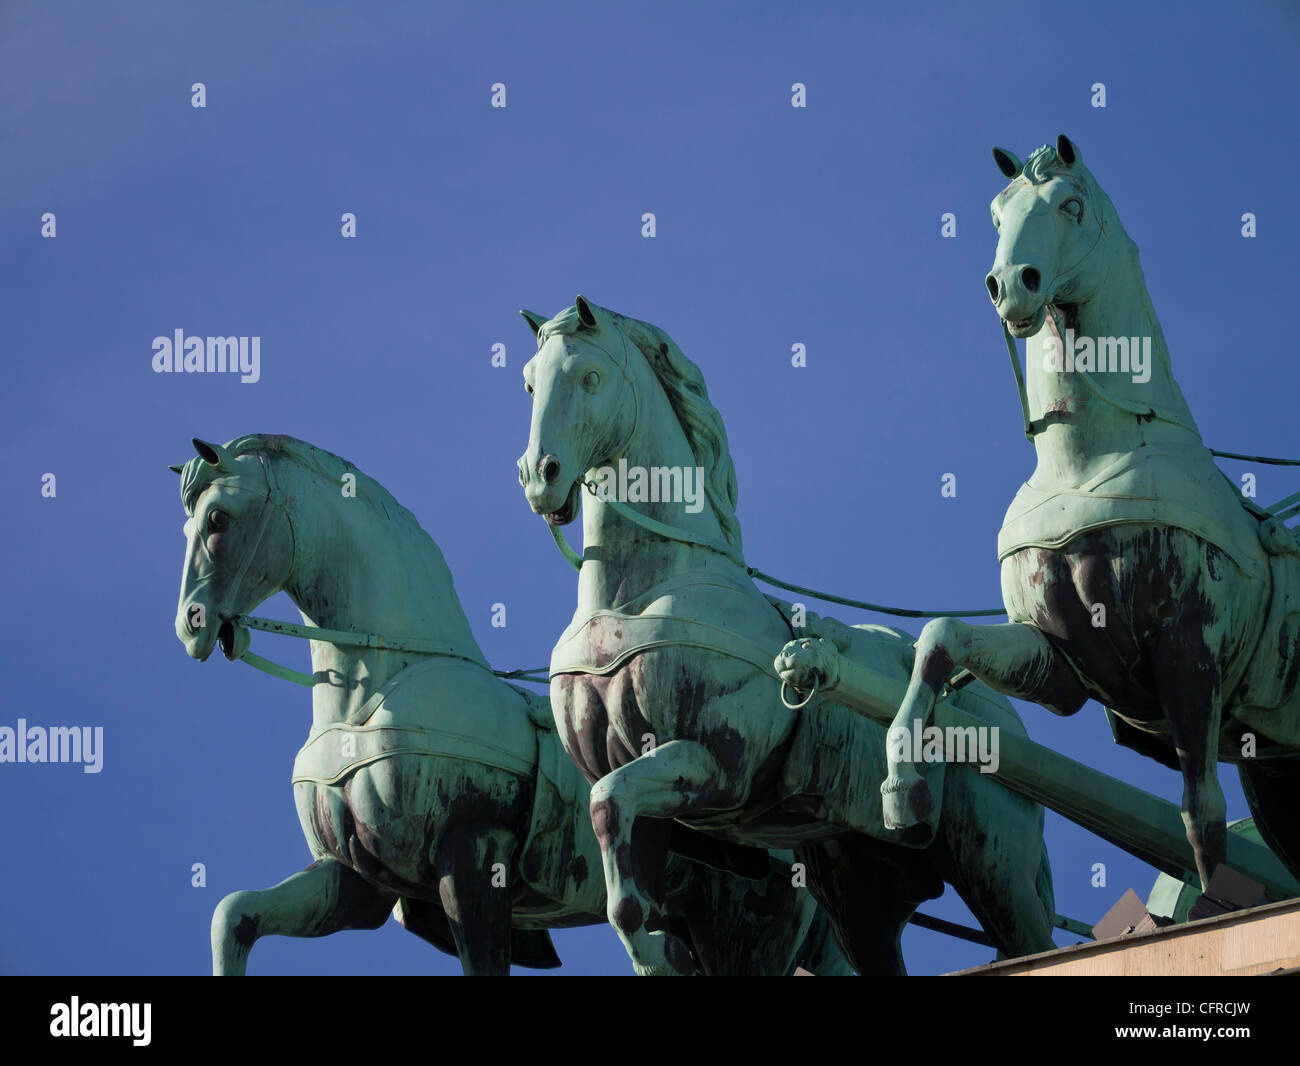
915;617;966;683
921;616;965;649
212;891;259;948
589;783;623;850
607;892;645;937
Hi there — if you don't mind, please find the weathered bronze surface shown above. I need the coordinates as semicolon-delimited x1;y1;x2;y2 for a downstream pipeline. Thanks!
172;435;848;975
874;136;1300;890
519;298;1058;975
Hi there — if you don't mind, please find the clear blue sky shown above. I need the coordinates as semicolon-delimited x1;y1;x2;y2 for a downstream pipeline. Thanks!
3;1;1297;975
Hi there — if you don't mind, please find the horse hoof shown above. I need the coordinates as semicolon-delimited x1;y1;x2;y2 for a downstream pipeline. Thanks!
881;775;934;832
631;931;695;976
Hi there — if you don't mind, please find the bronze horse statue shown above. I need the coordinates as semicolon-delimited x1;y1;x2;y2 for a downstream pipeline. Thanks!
171;434;848;975
518;298;1058;975
878;136;1300;890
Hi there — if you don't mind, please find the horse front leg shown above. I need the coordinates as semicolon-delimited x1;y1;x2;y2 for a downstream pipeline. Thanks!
589;739;727;976
1152;626;1227;889
882;618;1088;837
211;858;395;975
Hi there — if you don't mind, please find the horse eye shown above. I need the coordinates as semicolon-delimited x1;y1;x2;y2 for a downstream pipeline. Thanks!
1062;198;1083;220
583;370;600;390
208;509;229;532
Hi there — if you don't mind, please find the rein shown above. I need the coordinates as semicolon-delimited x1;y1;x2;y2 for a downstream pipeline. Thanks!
1003;309;1300;470
540;316;1005;619
230;614;550;688
1002;306;1198;438
547;314;1299;620
550;478;1004;619
207;454;549;688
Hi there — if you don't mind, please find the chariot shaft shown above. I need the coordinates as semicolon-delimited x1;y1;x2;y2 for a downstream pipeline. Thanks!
821;655;1300;901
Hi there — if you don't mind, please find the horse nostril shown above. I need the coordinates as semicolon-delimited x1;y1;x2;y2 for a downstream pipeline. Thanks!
539;455;561;484
985;274;1000;302
1021;267;1041;293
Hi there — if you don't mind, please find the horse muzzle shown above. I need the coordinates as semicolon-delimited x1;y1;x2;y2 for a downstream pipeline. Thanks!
1003;303;1048;339
987;264;1048;337
537;478;583;526
520;448;582;524
176;603;219;661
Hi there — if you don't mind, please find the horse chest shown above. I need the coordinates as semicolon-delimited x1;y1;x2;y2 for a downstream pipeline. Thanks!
551;669;655;783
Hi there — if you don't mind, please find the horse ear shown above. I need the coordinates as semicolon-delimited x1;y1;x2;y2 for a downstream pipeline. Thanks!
520;309;548;338
1056;134;1079;167
192;438;235;471
575;295;598;328
168;464;184;475
992;147;1022;179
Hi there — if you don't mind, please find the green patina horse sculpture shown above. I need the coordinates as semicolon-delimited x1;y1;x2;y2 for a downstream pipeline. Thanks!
865;135;1300;890
517;297;1058;975
171;434;849;975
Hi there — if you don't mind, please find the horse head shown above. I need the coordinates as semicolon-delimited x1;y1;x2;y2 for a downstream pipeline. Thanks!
171;437;295;662
517;295;642;527
986;135;1121;338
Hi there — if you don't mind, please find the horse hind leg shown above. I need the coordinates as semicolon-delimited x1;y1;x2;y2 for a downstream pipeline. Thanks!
1152;626;1228;889
432;825;519;976
211;858;395;975
941;785;1057;960
1238;759;1300;884
794;838;940;976
677;850;816;976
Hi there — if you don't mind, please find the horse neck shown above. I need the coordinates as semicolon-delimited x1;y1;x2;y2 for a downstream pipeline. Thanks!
1030;231;1201;476
280;465;485;727
576;371;745;611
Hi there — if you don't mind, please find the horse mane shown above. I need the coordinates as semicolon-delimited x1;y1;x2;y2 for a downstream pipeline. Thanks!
179;434;430;547
537;305;743;552
1022;144;1066;184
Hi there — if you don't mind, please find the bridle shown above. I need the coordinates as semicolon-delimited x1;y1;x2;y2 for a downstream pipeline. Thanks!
189;452;512;687
184;453;294;628
540;319;744;572
998;183;1197;441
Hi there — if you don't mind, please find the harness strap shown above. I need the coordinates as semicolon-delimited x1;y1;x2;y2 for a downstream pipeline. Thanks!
1003;321;1037;442
549;482;745;572
233;613;491;666
1005;307;1201;440
240;649;314;687
293;722;536;785
551;482;1006;617
551;612;785;680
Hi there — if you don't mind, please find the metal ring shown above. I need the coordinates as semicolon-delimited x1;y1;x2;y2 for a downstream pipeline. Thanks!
780;679;818;710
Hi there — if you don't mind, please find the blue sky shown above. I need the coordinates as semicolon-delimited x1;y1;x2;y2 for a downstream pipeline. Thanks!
3;0;1297;975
